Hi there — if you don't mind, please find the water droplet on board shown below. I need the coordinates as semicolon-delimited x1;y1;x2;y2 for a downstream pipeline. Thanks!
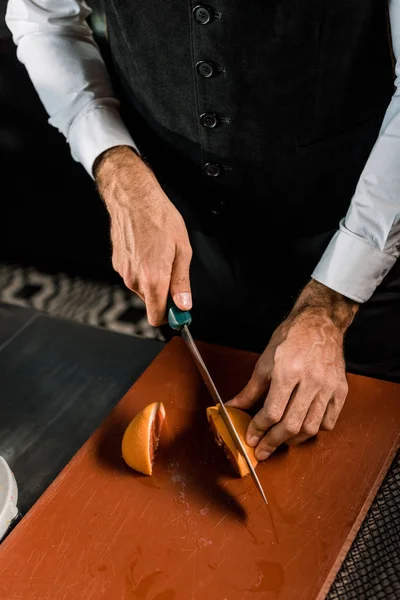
197;538;212;548
245;562;285;593
176;492;186;503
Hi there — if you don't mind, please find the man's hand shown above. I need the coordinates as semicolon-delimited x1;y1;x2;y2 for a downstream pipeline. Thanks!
95;146;193;326
227;280;358;460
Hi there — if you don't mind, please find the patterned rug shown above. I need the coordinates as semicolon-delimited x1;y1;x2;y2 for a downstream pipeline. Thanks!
0;263;162;340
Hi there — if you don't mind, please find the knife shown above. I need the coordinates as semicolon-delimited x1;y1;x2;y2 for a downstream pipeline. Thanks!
168;299;268;506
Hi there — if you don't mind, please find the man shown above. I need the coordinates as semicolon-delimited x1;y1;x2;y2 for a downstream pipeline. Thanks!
6;1;400;462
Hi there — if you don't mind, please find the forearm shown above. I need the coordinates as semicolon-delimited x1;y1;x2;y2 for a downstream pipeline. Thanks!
312;0;400;302
6;0;138;176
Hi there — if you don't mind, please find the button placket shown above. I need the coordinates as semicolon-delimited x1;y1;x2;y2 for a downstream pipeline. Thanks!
193;4;227;185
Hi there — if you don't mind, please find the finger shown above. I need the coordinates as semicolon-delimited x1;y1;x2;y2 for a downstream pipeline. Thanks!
143;275;170;327
170;245;192;311
254;380;315;460
321;379;348;431
118;262;146;303
286;391;331;446
245;375;297;447
226;366;271;411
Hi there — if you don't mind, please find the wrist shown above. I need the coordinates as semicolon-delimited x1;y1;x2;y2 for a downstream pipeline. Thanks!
94;145;156;212
292;280;359;332
94;145;140;182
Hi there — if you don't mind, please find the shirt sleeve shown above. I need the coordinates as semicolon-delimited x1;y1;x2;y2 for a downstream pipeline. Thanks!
5;0;139;177
312;0;400;303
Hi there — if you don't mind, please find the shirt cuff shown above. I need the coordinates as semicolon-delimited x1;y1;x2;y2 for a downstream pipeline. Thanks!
67;103;139;178
312;228;397;303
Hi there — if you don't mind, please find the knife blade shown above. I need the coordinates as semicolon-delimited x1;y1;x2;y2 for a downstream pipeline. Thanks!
167;299;268;506
181;325;268;506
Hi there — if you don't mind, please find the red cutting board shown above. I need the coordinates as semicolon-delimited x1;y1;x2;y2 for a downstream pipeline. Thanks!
0;338;399;600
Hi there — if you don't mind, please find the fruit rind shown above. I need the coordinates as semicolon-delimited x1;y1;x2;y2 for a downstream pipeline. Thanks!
122;402;165;475
206;405;258;477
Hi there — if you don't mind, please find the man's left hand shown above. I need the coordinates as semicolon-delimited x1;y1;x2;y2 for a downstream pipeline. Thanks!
227;280;358;460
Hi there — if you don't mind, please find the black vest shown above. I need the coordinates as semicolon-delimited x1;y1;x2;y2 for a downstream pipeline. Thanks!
105;1;393;234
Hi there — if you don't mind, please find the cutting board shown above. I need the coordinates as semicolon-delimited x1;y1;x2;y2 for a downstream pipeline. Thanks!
0;338;399;600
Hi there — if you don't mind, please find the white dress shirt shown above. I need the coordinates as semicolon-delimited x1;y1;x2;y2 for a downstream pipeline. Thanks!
5;0;400;303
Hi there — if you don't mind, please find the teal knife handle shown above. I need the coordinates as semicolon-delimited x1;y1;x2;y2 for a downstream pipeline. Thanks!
167;296;192;331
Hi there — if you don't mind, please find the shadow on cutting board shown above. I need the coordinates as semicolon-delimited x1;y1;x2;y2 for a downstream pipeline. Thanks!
95;387;247;522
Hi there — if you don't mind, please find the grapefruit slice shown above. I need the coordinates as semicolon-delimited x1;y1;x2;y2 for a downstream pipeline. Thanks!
122;402;166;475
206;405;258;477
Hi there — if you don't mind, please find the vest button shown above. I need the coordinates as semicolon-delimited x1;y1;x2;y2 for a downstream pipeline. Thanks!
193;5;213;25
200;113;219;128
204;163;221;177
196;60;216;78
211;200;226;215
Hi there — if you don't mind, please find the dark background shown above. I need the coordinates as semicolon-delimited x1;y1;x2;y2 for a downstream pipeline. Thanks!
0;0;116;281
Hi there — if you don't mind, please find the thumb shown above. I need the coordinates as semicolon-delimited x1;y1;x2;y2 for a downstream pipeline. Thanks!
226;367;270;410
170;245;192;311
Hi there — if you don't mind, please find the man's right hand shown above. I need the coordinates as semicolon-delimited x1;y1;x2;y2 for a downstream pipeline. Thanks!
95;145;193;326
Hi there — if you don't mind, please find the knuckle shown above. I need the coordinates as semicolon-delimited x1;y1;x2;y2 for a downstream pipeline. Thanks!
183;245;193;261
302;422;320;437
322;418;336;431
171;274;190;287
122;271;136;291
274;346;284;362
311;367;325;386
256;434;274;451
283;418;301;437
262;408;282;426
252;368;270;390
251;419;266;436
257;443;274;459
273;367;295;387
255;360;269;381
289;359;304;377
278;359;304;382
337;380;349;398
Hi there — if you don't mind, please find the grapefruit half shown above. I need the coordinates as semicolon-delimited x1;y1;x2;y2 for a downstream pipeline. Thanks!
122;402;166;475
206;405;258;477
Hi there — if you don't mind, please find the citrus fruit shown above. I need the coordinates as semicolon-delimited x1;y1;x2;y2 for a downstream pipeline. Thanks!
122;402;166;475
206;405;258;477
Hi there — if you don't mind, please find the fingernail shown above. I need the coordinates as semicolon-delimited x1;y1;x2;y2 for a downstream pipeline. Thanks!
247;435;260;447
256;450;269;461
175;292;192;310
